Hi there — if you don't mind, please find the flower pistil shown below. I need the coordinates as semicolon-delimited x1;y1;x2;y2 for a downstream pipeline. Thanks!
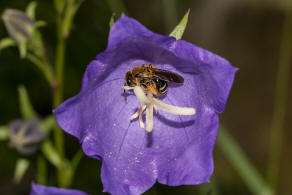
123;85;196;132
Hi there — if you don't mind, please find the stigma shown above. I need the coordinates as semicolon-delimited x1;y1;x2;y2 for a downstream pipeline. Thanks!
123;86;196;132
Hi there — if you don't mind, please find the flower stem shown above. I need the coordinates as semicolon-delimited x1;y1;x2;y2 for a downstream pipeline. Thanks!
52;0;84;187
37;155;47;185
218;127;273;195
267;5;292;190
53;8;67;188
53;12;65;163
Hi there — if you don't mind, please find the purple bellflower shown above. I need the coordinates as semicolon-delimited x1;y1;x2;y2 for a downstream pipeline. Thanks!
30;182;88;195
54;15;237;195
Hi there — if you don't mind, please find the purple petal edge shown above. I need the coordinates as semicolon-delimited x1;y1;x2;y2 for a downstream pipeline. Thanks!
30;182;89;195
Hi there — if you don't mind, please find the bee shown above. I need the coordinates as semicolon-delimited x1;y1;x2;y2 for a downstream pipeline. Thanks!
124;64;184;97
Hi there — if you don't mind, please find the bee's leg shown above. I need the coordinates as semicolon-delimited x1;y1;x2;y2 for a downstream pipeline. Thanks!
122;86;134;102
122;86;134;90
123;89;127;102
147;85;158;96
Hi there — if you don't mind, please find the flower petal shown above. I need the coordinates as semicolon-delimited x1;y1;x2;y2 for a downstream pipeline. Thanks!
30;182;88;195
55;15;237;195
171;40;238;113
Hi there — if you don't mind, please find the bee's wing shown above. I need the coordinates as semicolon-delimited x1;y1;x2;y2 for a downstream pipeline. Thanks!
153;69;184;83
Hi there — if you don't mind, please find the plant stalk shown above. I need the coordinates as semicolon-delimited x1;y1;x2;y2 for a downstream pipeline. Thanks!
267;5;292;191
218;128;273;195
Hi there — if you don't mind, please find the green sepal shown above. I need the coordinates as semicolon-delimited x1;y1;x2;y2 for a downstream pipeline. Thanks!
109;13;116;29
13;158;30;183
169;9;190;40
18;85;37;119
25;1;37;21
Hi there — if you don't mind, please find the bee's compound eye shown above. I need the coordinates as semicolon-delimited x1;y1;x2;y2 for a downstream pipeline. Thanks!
126;79;132;86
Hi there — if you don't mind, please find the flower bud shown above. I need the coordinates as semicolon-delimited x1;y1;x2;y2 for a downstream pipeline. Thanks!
8;118;47;155
2;9;34;44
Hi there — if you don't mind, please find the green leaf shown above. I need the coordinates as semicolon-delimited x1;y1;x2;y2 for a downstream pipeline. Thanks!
71;149;83;170
41;140;62;168
18;85;37;119
169;9;190;40
109;13;116;29
218;127;273;195
13;158;30;183
0;126;9;140
25;1;37;21
0;38;16;53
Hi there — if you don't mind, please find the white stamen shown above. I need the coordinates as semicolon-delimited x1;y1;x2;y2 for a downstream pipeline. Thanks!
130;105;146;120
125;85;195;132
130;111;139;120
146;104;154;132
139;105;146;128
154;104;158;114
139;114;145;128
151;98;196;115
133;86;151;105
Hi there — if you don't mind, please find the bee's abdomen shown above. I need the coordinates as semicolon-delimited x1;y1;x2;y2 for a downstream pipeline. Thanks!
156;79;168;95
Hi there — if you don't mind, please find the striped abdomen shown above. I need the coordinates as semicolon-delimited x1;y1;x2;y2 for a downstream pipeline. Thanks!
154;78;168;96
